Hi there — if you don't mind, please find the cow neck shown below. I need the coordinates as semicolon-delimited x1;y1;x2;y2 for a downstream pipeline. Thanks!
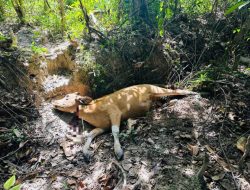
76;105;80;117
75;104;85;130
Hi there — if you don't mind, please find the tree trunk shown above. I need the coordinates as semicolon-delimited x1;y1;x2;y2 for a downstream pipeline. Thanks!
174;0;179;17
79;0;91;38
44;0;50;11
0;0;5;21
11;0;25;24
131;0;152;27
58;0;65;37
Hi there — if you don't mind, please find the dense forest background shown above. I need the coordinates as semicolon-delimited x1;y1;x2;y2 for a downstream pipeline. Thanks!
0;0;249;95
0;0;250;190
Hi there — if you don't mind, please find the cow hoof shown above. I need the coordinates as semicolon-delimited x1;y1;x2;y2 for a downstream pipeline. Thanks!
115;147;124;160
83;150;91;162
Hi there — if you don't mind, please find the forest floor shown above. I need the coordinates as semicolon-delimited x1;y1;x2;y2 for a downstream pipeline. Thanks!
0;24;250;190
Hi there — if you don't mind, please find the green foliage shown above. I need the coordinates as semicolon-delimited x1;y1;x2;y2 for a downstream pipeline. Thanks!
76;49;111;96
4;176;15;190
3;175;21;190
65;1;85;38
180;0;212;15
0;0;230;39
31;42;48;54
0;31;6;41
233;28;241;33
225;0;250;15
191;72;212;86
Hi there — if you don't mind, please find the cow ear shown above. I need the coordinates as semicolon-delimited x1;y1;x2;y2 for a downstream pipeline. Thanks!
75;96;93;105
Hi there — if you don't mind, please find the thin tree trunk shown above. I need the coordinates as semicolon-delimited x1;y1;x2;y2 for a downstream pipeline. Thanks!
174;0;179;17
58;0;65;37
44;0;51;11
0;0;5;21
79;0;91;38
11;0;26;24
131;0;152;27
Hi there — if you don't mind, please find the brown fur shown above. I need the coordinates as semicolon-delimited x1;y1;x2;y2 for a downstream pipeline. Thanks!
52;84;197;159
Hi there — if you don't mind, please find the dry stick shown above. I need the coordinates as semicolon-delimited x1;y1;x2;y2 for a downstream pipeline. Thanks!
0;97;34;116
112;160;127;190
0;100;22;125
0;140;28;160
78;0;106;41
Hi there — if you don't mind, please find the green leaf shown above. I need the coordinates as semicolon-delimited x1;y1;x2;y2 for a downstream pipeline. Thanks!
225;1;250;15
4;176;16;190
9;185;21;190
13;129;21;138
238;1;250;9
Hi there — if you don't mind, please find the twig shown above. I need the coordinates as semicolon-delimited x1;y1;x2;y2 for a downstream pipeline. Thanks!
0;100;22;125
0;140;28;160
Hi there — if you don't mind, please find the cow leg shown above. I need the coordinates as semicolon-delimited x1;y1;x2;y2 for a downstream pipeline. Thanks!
109;109;123;160
83;128;106;161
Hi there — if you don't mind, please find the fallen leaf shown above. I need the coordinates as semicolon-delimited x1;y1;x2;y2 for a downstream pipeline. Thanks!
239;121;245;127
13;129;22;138
67;179;76;185
237;102;246;107
60;140;74;157
228;112;236;121
134;61;144;68
187;144;199;156
192;129;200;139
19;140;28;148
50;174;57;182
211;173;225;181
28;157;38;164
236;137;247;152
180;134;192;139
69;170;82;178
147;138;154;145
77;180;86;190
